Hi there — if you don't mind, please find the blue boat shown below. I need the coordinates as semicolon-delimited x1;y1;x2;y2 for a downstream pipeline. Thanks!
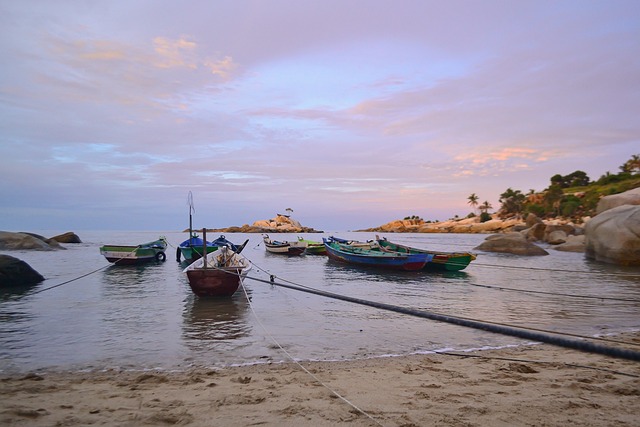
178;234;247;263
177;192;247;263
323;237;432;271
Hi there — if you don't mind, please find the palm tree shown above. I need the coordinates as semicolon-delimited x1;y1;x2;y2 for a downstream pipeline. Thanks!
467;193;479;214
479;201;493;214
621;154;640;174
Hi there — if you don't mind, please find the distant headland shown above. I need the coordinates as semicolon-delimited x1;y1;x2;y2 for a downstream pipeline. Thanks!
189;213;547;234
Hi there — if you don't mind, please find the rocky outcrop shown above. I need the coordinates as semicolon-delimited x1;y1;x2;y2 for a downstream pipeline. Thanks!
359;216;526;234
51;232;82;243
0;254;44;287
210;215;322;233
474;233;549;256
0;231;60;251
553;235;586;252
596;187;640;215
585;205;640;266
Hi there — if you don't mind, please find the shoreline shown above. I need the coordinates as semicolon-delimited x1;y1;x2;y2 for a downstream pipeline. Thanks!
2;333;638;426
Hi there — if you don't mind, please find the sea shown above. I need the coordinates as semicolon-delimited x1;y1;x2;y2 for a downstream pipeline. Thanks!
1;230;639;374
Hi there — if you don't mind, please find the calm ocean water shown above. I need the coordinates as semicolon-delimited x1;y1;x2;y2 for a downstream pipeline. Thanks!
1;230;639;374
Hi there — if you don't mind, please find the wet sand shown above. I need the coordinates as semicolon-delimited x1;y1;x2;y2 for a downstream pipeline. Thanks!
1;335;639;427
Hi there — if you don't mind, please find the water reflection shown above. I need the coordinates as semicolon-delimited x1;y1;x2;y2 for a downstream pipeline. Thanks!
100;263;167;296
182;293;252;345
0;285;38;302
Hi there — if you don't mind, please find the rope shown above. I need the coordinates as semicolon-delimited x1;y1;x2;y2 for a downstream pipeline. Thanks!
28;264;111;295
245;258;638;347
463;281;639;303
238;278;386;427
470;261;640;278
242;273;640;362
27;242;162;295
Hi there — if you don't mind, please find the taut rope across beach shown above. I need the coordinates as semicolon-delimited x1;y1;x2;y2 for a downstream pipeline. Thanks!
242;271;640;362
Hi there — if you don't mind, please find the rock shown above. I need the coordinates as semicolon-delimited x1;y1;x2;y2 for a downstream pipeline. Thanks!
543;224;576;242
0;231;55;251
211;215;322;233
546;230;568;245
19;232;63;249
0;254;44;287
522;223;546;241
51;232;82;243
525;213;543;228
474;232;549;256
596;187;640;214
553;235;586;252
585;205;640;266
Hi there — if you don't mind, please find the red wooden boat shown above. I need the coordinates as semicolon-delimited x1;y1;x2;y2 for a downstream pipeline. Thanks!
184;240;251;297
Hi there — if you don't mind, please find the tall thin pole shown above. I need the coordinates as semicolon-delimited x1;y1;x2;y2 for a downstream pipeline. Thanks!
202;228;207;270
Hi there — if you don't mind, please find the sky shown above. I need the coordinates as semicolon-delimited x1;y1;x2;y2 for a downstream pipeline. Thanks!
1;1;639;232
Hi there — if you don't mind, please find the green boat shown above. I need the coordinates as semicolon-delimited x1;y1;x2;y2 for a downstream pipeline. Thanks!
375;236;476;271
100;237;168;265
297;237;327;255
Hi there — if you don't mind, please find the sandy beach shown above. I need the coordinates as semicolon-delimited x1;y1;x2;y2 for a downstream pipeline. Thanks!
1;333;639;427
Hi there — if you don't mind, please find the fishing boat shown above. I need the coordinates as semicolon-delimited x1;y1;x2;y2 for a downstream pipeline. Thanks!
176;192;246;263
178;234;245;263
375;236;477;271
323;237;432;271
184;237;252;297
263;234;306;255
99;237;167;265
297;237;327;255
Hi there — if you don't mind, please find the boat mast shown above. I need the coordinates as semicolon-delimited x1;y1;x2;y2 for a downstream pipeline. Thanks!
188;191;194;239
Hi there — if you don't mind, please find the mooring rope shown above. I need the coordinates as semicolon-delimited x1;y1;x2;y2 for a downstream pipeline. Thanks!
238;278;386;427
242;273;640;362
461;281;639;303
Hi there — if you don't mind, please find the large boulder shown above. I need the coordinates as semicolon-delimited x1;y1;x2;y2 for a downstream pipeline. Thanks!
585;205;640;266
553;235;586;252
0;231;55;251
522;222;546;241
0;254;44;287
474;232;549;256
51;232;82;243
596;187;640;214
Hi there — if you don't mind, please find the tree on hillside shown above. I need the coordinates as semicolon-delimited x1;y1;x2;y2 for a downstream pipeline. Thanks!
479;201;493;213
550;171;590;188
543;184;564;216
620;154;640;174
499;188;525;216
467;193;479;214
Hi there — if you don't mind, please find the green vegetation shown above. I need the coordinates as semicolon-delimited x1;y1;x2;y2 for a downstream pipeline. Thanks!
498;154;640;220
410;155;638;224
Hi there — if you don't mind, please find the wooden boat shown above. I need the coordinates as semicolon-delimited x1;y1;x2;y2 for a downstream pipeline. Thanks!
178;234;245;263
100;237;167;265
184;244;252;297
176;193;247;263
375;236;476;271
297;237;327;255
263;234;306;255
323;237;432;271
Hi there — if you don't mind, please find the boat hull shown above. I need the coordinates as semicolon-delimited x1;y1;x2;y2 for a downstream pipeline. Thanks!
298;238;327;255
186;268;244;297
323;239;430;271
376;238;476;271
263;235;306;256
265;245;306;255
183;246;252;297
179;235;247;263
100;239;167;265
179;245;217;263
